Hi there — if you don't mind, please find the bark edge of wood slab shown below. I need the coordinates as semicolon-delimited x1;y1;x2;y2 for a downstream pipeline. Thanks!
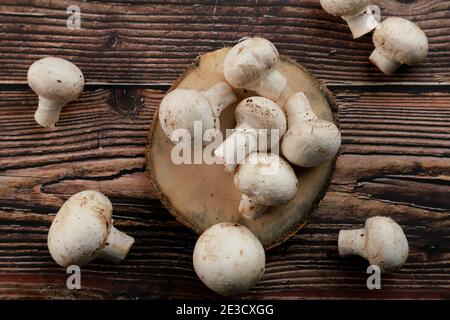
146;48;339;249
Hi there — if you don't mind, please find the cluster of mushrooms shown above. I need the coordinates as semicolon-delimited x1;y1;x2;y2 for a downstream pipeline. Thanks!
320;0;429;74
22;2;419;295
160;38;342;220
158;37;409;295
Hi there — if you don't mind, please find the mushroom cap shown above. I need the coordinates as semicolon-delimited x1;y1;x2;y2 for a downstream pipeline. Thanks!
159;89;215;140
365;216;409;272
27;57;84;104
234;152;298;206
224;37;280;89
320;0;371;17
236;96;286;136
193;223;265;296
373;17;429;66
47;190;113;267
282;119;341;167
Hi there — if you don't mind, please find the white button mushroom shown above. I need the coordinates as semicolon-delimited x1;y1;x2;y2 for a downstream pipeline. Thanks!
281;92;341;167
320;0;380;38
223;37;287;100
193;223;265;296
27;57;84;128
214;96;286;173
370;17;429;75
234;152;298;220
159;82;236;143
339;216;409;272
48;190;134;267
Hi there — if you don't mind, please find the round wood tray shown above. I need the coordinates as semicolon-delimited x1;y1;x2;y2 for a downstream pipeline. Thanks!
146;48;339;249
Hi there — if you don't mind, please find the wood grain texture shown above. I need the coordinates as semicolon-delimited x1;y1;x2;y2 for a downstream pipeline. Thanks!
0;0;449;85
0;87;448;299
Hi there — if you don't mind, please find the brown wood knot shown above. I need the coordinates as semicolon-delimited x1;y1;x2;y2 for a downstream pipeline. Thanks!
111;88;145;117
105;32;120;48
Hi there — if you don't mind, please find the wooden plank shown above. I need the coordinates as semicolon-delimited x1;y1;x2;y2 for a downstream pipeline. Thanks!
0;87;448;299
0;0;449;85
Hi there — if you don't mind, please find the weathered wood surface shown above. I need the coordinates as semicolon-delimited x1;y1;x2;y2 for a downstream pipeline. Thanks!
0;0;449;300
0;0;449;84
0;87;448;299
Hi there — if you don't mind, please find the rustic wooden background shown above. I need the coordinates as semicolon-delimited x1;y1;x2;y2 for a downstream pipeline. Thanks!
0;0;449;299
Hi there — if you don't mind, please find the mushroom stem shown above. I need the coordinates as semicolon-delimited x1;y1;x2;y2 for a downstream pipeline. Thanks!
255;69;287;101
338;229;368;259
369;48;401;75
239;194;268;220
201;82;237;117
342;5;380;39
214;127;258;173
34;97;64;128
97;225;135;264
284;92;316;125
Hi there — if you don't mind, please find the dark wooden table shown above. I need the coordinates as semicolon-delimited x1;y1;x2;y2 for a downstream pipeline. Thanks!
0;0;449;300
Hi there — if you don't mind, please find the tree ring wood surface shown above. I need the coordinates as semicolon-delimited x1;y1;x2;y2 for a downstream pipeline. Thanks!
147;48;339;249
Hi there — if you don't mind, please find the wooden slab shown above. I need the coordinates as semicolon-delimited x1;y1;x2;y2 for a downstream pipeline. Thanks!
147;48;338;248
